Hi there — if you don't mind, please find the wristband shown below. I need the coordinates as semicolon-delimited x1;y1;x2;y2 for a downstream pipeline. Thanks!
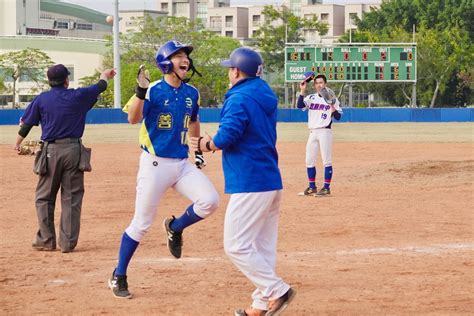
197;137;203;152
135;86;148;100
205;140;212;151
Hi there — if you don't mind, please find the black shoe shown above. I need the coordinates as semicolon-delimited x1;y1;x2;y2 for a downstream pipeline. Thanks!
266;288;297;316
108;269;132;299
316;188;331;196
32;242;55;251
299;187;317;196
163;216;183;259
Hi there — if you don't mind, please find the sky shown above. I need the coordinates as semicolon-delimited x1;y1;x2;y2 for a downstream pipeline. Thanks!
62;0;381;15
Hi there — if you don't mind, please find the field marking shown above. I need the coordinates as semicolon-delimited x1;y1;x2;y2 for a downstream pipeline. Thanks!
133;242;474;265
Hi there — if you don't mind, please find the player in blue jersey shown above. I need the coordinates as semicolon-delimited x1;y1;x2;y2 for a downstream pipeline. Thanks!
108;40;219;299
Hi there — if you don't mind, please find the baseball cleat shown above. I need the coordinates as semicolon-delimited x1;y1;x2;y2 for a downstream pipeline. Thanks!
315;188;331;196
266;288;296;316
234;308;266;316
108;269;132;299
297;187;317;196
32;242;55;251
163;216;183;259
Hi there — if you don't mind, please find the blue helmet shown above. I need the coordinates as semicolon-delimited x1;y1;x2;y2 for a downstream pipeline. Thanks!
220;47;263;77
155;40;193;74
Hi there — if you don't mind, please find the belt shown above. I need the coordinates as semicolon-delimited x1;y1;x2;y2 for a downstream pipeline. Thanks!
45;138;81;144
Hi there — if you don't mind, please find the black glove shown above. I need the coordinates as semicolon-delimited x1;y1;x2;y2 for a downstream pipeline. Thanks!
195;151;206;169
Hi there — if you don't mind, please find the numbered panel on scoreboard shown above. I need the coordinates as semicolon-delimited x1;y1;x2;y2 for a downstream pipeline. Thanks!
285;46;416;82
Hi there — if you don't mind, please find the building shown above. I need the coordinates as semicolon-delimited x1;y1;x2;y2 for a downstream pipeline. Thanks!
208;6;248;39
0;0;381;106
0;0;112;106
119;10;167;33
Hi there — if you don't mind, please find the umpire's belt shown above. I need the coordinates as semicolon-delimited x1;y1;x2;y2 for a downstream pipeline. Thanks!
46;138;81;144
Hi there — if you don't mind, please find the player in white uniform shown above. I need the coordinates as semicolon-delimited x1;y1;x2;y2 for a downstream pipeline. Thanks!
298;72;342;196
107;40;219;299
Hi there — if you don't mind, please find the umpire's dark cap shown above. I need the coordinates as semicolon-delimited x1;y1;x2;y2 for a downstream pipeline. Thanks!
47;64;70;82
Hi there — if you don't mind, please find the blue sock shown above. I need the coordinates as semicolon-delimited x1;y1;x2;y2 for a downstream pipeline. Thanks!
115;232;139;276
324;166;333;189
307;167;316;189
170;204;203;232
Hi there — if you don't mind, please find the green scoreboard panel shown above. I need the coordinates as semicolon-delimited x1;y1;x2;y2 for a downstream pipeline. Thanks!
285;46;416;83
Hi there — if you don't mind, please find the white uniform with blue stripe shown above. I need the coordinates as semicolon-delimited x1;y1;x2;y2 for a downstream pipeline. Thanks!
124;80;219;242
302;93;342;167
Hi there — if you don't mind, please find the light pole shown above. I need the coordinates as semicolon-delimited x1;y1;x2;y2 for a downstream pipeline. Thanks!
113;0;121;109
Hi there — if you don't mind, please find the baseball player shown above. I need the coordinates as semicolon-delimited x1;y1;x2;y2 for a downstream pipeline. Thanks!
189;47;295;316
298;72;342;196
108;40;219;299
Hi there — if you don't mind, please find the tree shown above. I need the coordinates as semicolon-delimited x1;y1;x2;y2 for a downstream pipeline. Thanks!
251;5;328;73
0;48;53;108
102;15;240;106
417;26;473;107
351;0;473;107
250;5;328;106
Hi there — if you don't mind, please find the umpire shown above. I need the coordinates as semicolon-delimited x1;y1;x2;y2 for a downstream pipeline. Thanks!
14;64;116;253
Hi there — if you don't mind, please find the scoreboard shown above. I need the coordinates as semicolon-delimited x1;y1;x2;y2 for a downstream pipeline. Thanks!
285;45;416;83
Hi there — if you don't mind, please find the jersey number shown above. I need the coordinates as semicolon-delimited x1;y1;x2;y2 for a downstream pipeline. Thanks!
321;113;328;119
181;114;191;145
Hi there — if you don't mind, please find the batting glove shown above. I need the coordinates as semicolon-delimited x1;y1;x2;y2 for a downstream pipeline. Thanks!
137;64;150;89
194;151;206;169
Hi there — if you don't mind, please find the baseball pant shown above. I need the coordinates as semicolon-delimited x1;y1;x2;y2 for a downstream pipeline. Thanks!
305;128;333;167
35;141;84;251
223;190;290;311
125;151;219;242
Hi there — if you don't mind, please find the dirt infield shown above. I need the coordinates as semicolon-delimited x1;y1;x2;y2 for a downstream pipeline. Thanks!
0;123;473;315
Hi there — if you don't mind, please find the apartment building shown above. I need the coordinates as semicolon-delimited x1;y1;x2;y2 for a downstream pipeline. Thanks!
301;3;345;42
154;0;379;43
156;0;230;23
119;10;167;33
345;3;378;31
208;6;248;39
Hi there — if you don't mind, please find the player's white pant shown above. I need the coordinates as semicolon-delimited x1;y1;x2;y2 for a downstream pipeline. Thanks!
223;190;290;310
305;128;333;167
125;151;219;242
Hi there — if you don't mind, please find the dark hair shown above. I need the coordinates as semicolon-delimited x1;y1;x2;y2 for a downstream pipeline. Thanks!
315;74;327;83
49;80;66;87
47;64;70;87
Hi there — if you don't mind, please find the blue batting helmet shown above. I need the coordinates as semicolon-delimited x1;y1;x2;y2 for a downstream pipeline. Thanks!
220;47;263;77
155;40;193;74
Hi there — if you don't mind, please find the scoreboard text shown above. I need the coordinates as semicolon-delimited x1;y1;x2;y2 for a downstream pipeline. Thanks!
285;46;416;83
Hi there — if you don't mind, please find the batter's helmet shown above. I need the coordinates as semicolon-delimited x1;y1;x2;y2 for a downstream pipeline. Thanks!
220;47;263;77
156;40;193;74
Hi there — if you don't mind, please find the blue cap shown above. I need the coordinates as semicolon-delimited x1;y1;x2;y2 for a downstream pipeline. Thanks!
303;71;315;82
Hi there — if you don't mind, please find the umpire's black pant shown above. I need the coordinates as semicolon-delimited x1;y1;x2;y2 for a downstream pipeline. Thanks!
34;138;84;252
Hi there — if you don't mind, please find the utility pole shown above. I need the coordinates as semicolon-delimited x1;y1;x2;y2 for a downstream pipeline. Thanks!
113;0;121;109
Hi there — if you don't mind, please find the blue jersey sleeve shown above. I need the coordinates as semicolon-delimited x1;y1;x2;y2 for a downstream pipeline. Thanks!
212;99;249;149
21;96;41;126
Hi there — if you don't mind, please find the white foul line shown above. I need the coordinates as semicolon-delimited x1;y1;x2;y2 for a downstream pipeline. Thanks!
133;242;474;265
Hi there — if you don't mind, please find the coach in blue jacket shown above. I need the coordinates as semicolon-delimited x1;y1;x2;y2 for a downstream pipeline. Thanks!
189;47;295;316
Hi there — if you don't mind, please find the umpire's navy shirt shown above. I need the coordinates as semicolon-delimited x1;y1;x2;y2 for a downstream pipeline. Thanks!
21;81;107;141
